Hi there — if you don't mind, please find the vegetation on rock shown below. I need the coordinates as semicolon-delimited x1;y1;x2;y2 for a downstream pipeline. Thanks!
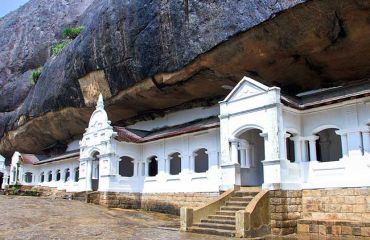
51;26;83;57
51;40;71;56
31;66;43;85
63;26;84;39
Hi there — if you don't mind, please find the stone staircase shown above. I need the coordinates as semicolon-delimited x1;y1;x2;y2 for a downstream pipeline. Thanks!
188;188;260;237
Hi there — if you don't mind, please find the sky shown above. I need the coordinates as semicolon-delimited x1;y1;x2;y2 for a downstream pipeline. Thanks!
0;0;29;18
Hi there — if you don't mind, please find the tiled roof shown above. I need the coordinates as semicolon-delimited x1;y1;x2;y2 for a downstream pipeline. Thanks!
34;150;80;165
282;80;370;109
114;117;220;143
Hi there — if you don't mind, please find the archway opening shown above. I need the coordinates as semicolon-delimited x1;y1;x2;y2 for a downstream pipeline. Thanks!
237;128;265;186
40;172;44;183
25;172;33;183
316;128;342;162
74;167;79;182
194;148;209;173
91;152;100;191
119;156;134;177
0;172;3;188
47;171;52;182
169;152;181;175
56;170;61;181
148;156;158;177
286;132;296;162
64;169;70;182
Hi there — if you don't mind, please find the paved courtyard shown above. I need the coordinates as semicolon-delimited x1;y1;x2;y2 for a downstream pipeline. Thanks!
0;195;237;240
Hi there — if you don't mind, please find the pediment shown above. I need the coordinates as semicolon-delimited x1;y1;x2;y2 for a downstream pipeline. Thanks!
223;77;269;102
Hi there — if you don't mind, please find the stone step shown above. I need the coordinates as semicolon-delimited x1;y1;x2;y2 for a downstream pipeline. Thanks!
201;218;236;225
193;222;235;231
216;210;236;216
229;196;253;202
189;226;236;237
208;215;235;220
233;191;259;197
220;205;246;211
225;201;250;207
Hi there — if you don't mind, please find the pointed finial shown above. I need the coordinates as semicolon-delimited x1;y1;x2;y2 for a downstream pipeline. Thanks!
96;93;104;109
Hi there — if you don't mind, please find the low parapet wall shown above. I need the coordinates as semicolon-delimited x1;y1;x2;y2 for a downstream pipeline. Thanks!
99;191;220;215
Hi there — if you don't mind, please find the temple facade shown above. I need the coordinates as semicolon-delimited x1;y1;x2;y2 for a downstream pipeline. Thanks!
2;77;370;193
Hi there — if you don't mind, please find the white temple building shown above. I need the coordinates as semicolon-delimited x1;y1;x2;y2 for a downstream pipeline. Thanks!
2;77;370;193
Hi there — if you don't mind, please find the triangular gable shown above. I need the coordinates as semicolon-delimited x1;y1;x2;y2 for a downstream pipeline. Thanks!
223;76;270;102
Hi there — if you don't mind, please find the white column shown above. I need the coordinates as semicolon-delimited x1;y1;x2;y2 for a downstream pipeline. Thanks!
307;136;319;162
166;157;170;174
144;161;149;176
291;136;302;163
138;161;143;177
133;161;138;177
335;130;349;158
189;155;194;173
86;160;92;191
238;140;247;167
362;128;370;156
229;139;240;165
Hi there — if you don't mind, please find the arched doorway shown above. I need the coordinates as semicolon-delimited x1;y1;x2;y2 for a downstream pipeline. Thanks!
91;152;100;191
237;128;265;186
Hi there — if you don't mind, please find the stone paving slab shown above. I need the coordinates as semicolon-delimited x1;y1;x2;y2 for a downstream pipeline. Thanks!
0;196;238;240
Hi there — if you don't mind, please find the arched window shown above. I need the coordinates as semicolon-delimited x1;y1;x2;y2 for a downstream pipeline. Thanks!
119;156;134;177
48;171;52;182
56;170;61;181
74;167;79;182
168;152;181;175
316;128;342;162
148;156;158;177
24;172;33;183
194;148;209;173
64;169;70;182
40;172;44;183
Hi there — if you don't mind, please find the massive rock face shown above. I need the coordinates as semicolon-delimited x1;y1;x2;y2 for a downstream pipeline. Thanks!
0;0;369;156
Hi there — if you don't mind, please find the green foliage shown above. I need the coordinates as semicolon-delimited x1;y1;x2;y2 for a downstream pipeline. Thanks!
11;185;20;195
63;26;84;39
31;66;43;85
51;40;71;57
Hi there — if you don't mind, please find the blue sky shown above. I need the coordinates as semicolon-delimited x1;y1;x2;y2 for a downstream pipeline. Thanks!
0;0;29;18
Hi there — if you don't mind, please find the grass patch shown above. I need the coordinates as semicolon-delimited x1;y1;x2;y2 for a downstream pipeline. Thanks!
63;26;84;39
51;40;71;57
31;66;43;85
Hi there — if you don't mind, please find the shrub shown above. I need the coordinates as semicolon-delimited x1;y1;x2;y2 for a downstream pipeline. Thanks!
51;40;71;57
63;26;84;39
31;66;43;85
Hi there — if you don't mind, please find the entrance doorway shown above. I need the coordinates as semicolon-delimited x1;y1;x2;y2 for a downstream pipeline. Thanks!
91;152;100;191
0;172;3;189
237;129;265;186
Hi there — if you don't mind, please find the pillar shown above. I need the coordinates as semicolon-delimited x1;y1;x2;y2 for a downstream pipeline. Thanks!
335;130;349;158
138;161;143;177
85;160;93;191
291;136;302;163
230;138;240;165
238;140;247;167
307;136;319;161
